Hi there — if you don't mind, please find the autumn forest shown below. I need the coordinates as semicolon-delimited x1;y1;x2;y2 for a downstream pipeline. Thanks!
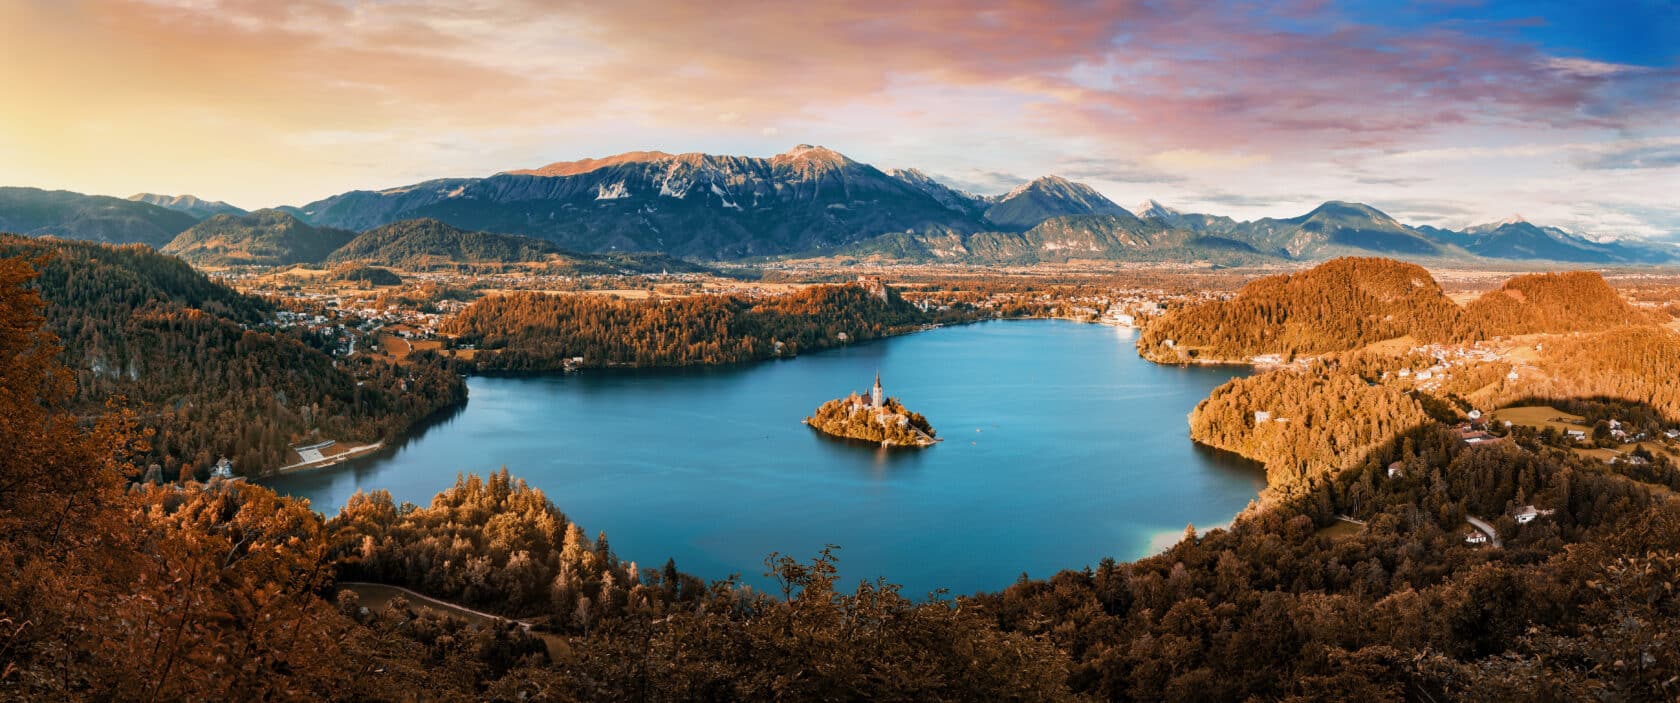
4;242;1680;700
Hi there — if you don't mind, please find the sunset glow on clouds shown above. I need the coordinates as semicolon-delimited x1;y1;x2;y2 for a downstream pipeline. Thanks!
2;0;1677;237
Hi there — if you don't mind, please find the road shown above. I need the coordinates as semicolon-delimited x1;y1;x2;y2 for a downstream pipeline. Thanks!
1465;516;1503;548
339;581;527;629
340;581;569;661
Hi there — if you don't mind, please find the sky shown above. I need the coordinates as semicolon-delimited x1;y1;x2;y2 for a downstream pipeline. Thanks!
2;0;1677;239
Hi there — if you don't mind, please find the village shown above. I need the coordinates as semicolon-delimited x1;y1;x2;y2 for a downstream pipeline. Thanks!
219;261;1227;373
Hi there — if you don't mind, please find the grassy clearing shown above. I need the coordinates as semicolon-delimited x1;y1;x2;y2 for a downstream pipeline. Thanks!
1490;405;1586;433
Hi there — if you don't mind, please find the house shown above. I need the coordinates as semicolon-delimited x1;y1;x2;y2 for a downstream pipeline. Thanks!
1456;424;1498;445
1514;506;1555;525
1566;429;1587;441
1465;532;1489;545
210;457;235;481
1666;429;1680;440
1254;411;1272;424
1387;461;1404;479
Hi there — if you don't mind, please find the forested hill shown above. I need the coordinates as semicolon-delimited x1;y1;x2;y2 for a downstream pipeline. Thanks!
320;217;705;274
443;280;971;370
1463;270;1662;336
326;218;564;268
0;186;198;247
162;209;357;266
1139;257;1470;363
1141;256;1656;364
0;235;463;476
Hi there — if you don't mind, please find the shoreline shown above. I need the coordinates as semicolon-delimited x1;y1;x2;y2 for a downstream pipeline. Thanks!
802;418;941;448
460;317;994;377
271;441;386;475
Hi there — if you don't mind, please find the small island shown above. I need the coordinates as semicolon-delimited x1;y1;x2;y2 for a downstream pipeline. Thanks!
805;373;940;448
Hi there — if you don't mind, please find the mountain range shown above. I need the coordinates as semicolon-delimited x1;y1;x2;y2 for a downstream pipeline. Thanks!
1;147;1674;266
0;187;198;248
129;193;247;219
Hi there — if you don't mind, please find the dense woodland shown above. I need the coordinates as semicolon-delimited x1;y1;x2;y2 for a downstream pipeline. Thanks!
972;422;1680;701
805;394;937;446
1464;271;1663;337
0;236;463;476
1140;257;1658;363
1505;326;1680;420
444;282;980;370
6;250;1680;700
1189;365;1439;493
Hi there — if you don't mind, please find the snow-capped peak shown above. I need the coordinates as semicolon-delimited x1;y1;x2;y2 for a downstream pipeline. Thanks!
1497;214;1527;226
773;144;851;166
1134;199;1180;219
1002;175;1078;200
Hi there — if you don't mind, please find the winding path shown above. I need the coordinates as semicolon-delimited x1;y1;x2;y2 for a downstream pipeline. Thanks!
339;581;570;660
338;581;531;631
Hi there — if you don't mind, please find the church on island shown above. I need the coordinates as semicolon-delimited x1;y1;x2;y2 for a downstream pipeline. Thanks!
805;372;940;448
853;372;890;415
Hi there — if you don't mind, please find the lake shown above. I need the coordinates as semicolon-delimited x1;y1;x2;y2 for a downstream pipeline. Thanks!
266;319;1263;596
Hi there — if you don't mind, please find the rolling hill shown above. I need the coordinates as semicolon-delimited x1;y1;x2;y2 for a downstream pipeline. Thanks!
162;209;356;266
1138;256;1660;364
326;218;707;274
1138;257;1469;363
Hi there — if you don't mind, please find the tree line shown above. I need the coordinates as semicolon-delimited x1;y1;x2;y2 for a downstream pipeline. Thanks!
443;281;981;370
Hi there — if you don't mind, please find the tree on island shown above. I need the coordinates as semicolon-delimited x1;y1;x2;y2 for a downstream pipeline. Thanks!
806;377;937;446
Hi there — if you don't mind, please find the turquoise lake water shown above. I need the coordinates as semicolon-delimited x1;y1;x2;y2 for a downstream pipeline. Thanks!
266;319;1263;596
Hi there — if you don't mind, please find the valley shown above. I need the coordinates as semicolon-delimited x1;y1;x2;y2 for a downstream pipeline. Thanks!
9;2;1680;698
8;191;1680;699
